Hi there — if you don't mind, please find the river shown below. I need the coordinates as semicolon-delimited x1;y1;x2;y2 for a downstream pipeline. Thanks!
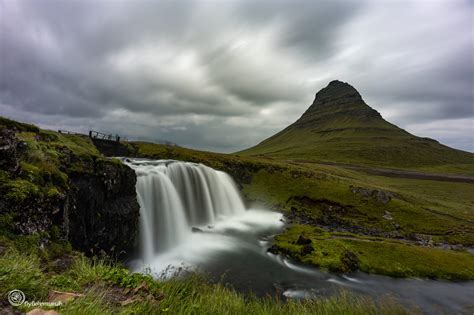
124;159;474;314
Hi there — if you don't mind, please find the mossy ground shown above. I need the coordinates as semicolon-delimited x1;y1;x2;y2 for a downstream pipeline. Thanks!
272;225;474;279
243;166;474;246
1;127;101;204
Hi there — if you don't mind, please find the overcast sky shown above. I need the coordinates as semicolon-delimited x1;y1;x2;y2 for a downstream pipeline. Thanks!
1;0;473;152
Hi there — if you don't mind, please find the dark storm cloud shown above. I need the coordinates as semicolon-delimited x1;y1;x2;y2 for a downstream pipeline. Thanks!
235;0;364;59
0;0;472;152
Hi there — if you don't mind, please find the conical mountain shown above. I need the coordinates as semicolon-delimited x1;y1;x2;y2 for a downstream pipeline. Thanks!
238;80;474;172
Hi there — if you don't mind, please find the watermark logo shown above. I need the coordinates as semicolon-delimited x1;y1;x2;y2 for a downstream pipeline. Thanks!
7;289;25;306
7;289;62;308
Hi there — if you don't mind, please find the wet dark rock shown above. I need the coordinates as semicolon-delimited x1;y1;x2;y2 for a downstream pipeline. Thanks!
66;159;139;258
267;244;290;256
0;127;20;173
301;244;314;255
340;249;359;272
296;234;312;245
267;245;278;254
91;138;136;157
49;255;75;273
287;196;357;228
192;227;203;233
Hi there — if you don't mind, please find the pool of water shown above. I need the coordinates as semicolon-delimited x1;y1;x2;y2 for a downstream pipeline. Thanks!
129;209;474;314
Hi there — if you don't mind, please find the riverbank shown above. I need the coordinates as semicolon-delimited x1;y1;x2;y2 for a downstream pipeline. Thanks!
0;235;411;314
268;224;474;280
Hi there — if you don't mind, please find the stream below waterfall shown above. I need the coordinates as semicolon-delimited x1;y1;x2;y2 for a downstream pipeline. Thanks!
124;159;474;314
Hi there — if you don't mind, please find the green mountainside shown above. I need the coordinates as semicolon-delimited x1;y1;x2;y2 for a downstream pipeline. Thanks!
238;80;474;174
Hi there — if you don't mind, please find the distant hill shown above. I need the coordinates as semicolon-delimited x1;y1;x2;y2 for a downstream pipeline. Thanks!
238;80;474;173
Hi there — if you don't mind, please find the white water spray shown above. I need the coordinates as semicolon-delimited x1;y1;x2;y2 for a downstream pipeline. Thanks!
125;159;246;263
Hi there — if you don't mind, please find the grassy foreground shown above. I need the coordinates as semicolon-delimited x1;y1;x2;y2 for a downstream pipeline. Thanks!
0;236;412;314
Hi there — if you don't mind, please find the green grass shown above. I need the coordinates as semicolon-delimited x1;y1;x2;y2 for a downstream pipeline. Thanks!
243;166;474;246
0;129;101;206
0;116;39;133
0;244;412;315
0;248;48;300
272;225;474;279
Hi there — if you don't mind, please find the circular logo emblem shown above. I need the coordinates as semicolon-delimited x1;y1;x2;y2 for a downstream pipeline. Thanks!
7;289;25;306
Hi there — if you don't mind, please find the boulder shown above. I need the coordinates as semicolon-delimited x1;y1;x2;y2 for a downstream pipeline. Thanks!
296;234;312;245
350;186;395;204
301;244;314;255
340;249;359;272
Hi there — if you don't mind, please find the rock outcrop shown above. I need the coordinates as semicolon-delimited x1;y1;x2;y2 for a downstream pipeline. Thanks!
349;186;395;204
0;117;140;259
65;158;139;257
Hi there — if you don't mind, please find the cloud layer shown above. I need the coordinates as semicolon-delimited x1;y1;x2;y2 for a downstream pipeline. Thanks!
1;0;472;152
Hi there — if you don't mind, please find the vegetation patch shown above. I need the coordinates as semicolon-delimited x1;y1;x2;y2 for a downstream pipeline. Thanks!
271;225;474;280
243;166;474;246
0;242;412;315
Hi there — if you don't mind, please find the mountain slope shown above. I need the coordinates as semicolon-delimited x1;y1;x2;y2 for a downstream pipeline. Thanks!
238;80;474;173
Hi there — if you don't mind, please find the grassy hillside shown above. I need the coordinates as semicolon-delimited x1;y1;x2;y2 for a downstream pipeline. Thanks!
238;81;474;174
124;141;474;246
122;141;474;279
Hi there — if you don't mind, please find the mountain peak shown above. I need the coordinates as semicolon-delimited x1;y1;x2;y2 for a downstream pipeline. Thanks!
327;79;350;87
238;79;474;169
296;80;380;126
310;80;364;109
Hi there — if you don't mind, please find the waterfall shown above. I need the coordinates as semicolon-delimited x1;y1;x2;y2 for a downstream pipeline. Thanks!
125;159;246;262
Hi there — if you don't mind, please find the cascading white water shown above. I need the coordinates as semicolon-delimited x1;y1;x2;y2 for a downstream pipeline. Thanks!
125;159;246;263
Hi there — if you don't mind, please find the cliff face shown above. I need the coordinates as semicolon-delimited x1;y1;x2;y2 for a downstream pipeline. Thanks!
0;117;140;258
65;158;139;257
91;138;136;157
